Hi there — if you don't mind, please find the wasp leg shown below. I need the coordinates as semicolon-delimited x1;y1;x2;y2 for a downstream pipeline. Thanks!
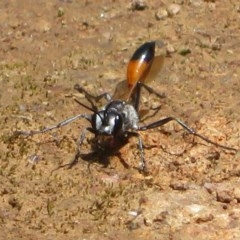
50;128;88;173
74;84;112;111
139;82;166;99
127;132;146;172
139;116;237;152
133;82;166;113
137;134;145;171
14;114;91;137
66;128;89;169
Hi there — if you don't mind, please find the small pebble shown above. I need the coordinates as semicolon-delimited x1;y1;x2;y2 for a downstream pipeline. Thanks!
131;0;148;11
57;7;65;17
216;189;233;203
153;211;168;222
170;181;189;190
167;4;181;17
204;182;216;194
155;9;168;20
166;43;176;54
195;214;214;223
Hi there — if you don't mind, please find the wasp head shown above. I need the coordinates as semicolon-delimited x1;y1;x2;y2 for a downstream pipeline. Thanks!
92;110;123;136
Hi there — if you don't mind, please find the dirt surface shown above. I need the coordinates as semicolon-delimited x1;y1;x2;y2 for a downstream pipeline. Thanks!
0;0;240;239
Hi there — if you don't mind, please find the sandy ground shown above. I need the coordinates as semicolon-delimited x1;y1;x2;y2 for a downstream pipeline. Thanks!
0;0;240;239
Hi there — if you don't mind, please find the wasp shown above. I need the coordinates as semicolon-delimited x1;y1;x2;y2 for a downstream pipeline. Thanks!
15;41;237;171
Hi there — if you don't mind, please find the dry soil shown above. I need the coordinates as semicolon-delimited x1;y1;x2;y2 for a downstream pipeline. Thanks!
0;0;240;239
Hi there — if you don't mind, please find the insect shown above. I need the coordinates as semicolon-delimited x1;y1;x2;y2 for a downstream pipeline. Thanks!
15;41;237;172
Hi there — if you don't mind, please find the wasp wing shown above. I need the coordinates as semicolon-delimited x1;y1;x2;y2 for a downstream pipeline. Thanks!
113;54;165;101
144;55;165;84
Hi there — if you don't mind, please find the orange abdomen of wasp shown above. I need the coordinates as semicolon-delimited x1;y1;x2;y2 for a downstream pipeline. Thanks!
127;41;155;88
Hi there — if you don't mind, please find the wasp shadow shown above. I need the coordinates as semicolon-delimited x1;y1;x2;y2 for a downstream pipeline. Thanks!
51;136;131;174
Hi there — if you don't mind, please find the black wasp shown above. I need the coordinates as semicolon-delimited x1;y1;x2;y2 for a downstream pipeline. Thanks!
15;41;237;171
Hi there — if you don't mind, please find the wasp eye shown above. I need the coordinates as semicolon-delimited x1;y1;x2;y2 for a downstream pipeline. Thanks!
92;111;104;132
113;114;123;136
102;112;123;136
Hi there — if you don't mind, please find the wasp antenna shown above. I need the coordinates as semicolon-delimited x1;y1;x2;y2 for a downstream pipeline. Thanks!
74;98;98;114
15;113;92;137
74;98;105;123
